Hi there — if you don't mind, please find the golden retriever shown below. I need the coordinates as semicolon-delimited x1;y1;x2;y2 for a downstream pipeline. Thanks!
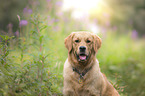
63;31;120;96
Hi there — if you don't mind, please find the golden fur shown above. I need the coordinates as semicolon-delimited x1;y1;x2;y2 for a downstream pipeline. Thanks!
63;32;120;96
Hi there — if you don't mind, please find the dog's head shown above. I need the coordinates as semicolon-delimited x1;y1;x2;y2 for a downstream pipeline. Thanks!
65;32;101;63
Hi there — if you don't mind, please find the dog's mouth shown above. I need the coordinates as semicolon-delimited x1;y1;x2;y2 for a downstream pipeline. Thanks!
76;52;89;62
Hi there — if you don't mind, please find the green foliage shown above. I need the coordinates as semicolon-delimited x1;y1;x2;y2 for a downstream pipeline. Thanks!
0;14;63;96
96;32;145;96
0;35;14;65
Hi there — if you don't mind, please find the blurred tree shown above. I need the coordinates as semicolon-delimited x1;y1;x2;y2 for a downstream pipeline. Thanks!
106;0;145;35
0;0;28;33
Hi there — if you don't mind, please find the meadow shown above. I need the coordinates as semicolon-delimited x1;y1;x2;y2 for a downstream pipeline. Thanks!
0;0;145;96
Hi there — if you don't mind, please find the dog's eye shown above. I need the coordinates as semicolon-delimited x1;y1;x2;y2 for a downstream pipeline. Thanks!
86;40;91;43
75;40;79;43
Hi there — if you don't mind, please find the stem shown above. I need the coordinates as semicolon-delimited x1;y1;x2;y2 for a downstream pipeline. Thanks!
21;48;23;68
36;25;42;52
41;61;43;82
37;67;39;79
4;40;7;65
40;44;42;52
36;25;41;80
36;26;40;35
41;57;44;83
20;26;21;37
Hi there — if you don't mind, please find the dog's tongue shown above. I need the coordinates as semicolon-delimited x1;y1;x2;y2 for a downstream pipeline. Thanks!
79;55;86;60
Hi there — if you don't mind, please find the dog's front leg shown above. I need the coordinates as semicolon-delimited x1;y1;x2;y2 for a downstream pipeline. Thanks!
63;81;75;96
95;94;101;96
63;89;75;96
91;92;101;96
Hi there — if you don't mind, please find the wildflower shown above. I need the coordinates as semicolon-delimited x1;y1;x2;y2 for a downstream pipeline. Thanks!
29;0;40;6
105;20;110;27
101;27;107;38
56;1;62;6
7;23;13;28
7;23;13;36
54;19;59;22
15;30;19;37
17;15;20;22
53;26;59;32
102;27;106;33
19;20;28;27
131;30;138;40
56;12;63;17
103;13;110;18
23;7;33;16
46;0;51;2
112;26;117;31
27;9;32;14
48;18;55;26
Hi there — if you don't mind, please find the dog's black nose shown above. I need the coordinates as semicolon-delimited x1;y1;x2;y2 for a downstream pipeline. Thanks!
79;46;86;52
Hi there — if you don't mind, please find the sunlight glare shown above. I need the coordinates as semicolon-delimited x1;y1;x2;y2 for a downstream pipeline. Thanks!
62;0;109;20
62;0;102;12
62;0;110;34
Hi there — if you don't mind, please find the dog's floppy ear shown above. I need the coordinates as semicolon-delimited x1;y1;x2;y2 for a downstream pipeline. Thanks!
65;33;75;53
93;34;102;52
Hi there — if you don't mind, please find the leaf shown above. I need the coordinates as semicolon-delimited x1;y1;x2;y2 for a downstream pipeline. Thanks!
21;53;23;61
39;35;44;44
40;25;48;31
5;51;9;57
44;54;49;59
10;36;15;39
0;35;5;39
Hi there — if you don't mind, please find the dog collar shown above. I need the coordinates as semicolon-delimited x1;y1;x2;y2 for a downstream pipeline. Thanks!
72;66;92;84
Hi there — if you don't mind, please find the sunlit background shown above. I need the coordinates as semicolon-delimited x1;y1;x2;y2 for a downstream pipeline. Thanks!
0;0;145;96
62;0;109;33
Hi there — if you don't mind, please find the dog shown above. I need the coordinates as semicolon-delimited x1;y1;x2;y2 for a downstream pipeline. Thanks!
63;31;120;96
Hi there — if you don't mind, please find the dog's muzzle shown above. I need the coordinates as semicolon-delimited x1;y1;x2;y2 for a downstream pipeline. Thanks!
76;46;89;61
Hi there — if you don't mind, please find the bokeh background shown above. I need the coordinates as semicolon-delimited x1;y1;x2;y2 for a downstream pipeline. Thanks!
0;0;145;96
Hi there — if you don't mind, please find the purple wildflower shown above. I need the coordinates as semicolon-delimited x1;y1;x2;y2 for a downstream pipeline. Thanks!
105;20;110;27
15;30;19;37
46;0;51;2
28;0;39;6
53;26;59;32
7;23;13;28
48;18;55;25
23;7;27;13
19;20;28;27
101;27;107;38
55;19;59;22
102;27;106;33
93;19;98;24
56;12;63;17
103;13;110;18
56;1;62;6
131;30;138;40
112;26;117;31
23;7;33;15
27;9;32;14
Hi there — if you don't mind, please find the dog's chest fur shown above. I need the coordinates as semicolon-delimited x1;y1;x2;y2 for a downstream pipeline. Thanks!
63;59;102;96
71;73;102;96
